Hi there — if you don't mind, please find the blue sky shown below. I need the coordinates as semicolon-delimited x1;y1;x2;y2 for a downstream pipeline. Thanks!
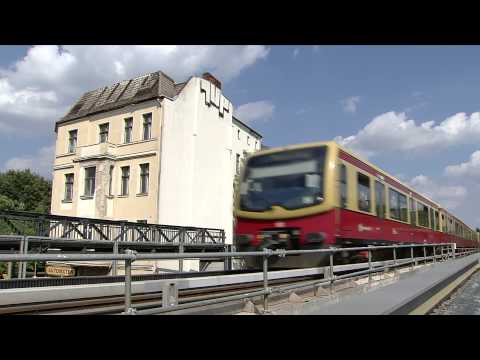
1;45;480;227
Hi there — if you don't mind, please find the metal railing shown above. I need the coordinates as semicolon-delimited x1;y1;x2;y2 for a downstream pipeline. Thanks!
0;242;478;315
0;210;225;245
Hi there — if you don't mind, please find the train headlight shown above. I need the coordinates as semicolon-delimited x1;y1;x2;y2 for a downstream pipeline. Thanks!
236;234;253;244
306;232;326;243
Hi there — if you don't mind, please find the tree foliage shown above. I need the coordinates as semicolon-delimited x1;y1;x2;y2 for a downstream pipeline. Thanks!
0;169;51;213
0;170;51;277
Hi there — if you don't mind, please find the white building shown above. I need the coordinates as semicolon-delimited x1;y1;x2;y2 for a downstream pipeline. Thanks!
51;71;263;246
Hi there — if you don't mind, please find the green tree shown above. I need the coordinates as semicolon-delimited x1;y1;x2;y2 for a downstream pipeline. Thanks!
0;170;52;277
0;169;51;213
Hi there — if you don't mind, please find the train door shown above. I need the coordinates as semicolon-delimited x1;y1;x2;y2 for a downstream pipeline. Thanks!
374;180;386;242
409;197;417;243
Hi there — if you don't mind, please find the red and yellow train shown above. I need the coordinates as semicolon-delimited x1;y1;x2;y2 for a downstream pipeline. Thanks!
234;141;479;268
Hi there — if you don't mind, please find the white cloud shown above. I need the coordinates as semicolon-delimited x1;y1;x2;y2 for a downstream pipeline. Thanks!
4;145;55;178
293;48;300;58
0;45;270;134
335;111;480;158
234;100;275;124
341;96;361;114
407;174;467;211
445;150;480;179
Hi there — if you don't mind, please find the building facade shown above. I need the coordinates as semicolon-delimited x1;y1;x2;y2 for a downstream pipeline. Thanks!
51;71;262;245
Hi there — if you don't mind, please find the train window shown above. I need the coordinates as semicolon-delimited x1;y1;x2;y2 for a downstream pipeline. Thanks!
340;164;347;208
409;198;416;226
417;202;429;227
441;214;446;232
434;211;439;231
357;172;371;212
375;181;385;219
389;188;408;222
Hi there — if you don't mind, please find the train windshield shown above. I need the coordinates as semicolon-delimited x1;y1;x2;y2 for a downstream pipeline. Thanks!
239;146;326;211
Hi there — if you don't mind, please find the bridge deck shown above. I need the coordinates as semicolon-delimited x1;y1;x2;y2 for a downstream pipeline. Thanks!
271;254;480;315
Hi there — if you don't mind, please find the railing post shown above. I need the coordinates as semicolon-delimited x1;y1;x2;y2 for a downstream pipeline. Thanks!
433;246;436;264
410;246;415;270
7;252;12;279
329;251;334;293
124;249;135;315
368;248;372;282
224;244;232;271
423;246;427;265
179;231;184;273
393;245;397;273
262;248;270;314
112;241;118;276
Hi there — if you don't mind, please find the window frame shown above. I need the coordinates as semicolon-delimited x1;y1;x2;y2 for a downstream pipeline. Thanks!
388;187;408;223
236;154;241;175
409;197;417;226
340;164;348;209
357;171;371;213
139;163;149;195
121;166;130;196
99;123;109;143
142;113;152;140
375;180;385;219
417;201;430;228
68;129;78;153
64;173;74;202
83;167;96;197
124;117;133;144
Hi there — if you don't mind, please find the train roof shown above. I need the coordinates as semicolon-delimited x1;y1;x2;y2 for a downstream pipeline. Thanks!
247;140;474;231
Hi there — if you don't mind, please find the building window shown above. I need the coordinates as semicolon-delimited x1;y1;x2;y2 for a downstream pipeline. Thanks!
99;123;109;143
340;164;348;209
121;166;130;196
357;172;371;212
409;198;417;226
64;173;74;201
84;167;96;197
140;163;149;194
434;210;439;231
255;140;258;149
68;130;77;153
417;202;429;227
375;181;385;218
236;154;241;175
442;214;446;232
247;136;250;145
108;165;114;196
124;118;133;143
237;129;241;140
143;113;152;140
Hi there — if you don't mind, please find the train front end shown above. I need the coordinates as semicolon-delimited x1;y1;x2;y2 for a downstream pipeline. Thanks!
234;142;338;268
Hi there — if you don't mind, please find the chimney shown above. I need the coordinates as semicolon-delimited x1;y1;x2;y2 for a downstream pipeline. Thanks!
202;72;222;89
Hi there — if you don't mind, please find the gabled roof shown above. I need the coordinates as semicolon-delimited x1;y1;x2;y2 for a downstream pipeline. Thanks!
56;70;183;127
233;116;263;139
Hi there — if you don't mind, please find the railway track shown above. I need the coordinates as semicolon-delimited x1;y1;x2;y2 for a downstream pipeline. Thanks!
0;274;323;315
